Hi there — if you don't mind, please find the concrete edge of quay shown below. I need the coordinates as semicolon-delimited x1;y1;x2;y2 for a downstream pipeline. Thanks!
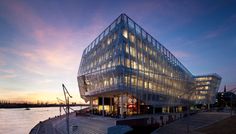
29;112;73;134
30;111;189;134
30;111;233;134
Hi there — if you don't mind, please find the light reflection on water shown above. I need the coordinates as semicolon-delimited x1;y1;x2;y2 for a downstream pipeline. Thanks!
0;106;84;134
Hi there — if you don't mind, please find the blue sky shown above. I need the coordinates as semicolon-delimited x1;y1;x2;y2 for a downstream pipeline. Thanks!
0;0;236;103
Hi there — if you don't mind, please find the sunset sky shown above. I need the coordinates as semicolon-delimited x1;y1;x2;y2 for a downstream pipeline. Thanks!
0;0;236;103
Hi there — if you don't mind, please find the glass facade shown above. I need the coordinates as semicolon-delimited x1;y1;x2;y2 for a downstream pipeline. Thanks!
77;14;221;114
193;74;221;104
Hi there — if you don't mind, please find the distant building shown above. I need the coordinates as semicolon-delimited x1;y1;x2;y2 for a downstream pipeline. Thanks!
194;74;221;105
216;91;236;108
77;14;221;116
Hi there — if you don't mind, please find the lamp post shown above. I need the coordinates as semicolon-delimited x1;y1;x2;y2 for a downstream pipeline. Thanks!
224;87;236;117
186;94;191;134
177;84;195;134
228;88;236;117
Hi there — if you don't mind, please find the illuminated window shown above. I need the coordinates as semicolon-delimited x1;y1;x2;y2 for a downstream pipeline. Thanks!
113;33;117;40
144;81;148;89
123;29;128;38
130;46;136;58
125;76;128;84
200;91;207;94
102;64;105;70
98;105;110;111
126;59;130;68
138;79;143;88
138;52;143;61
125;44;129;54
139;64;143;71
127;76;130;85
150;73;153;78
107;38;111;45
133;61;137;69
131;77;137;86
129;33;135;43
104;80;108;87
138;39;142;49
145;45;148;52
120;56;124;66
110;77;113;85
149;82;152;89
131;60;134;68
108;61;111;68
114;77;117;85
198;96;205;99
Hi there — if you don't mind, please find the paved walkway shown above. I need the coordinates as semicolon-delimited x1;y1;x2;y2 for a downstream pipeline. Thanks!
31;112;231;134
55;114;116;134
30;113;116;134
152;112;230;134
30;115;65;134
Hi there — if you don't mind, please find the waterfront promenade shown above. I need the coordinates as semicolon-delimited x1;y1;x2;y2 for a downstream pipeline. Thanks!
55;114;116;134
30;111;232;134
152;112;230;134
30;112;116;134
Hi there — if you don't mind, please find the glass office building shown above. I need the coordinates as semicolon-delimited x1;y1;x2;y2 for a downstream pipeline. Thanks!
193;74;222;105
77;14;221;115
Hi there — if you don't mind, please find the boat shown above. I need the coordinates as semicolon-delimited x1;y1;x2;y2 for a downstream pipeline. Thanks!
25;107;30;110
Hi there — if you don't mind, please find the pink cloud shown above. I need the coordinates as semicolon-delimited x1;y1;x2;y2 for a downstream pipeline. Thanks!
0;68;17;79
172;50;190;59
0;68;15;74
205;26;228;39
0;1;110;103
0;74;17;79
0;58;6;66
205;15;236;39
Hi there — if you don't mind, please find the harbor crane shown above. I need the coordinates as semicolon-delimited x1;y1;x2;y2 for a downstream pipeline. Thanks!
56;84;72;134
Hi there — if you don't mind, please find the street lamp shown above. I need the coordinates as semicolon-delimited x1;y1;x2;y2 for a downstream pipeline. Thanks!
176;84;196;134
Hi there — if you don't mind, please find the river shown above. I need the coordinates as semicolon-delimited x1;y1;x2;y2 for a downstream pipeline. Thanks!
0;106;85;134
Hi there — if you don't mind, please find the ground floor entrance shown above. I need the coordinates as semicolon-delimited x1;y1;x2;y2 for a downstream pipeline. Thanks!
88;93;185;117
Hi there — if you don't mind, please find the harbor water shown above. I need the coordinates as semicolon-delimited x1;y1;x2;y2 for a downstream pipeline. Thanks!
0;107;84;134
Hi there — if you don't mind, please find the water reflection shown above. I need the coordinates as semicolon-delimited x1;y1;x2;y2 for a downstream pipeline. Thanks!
0;107;83;134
